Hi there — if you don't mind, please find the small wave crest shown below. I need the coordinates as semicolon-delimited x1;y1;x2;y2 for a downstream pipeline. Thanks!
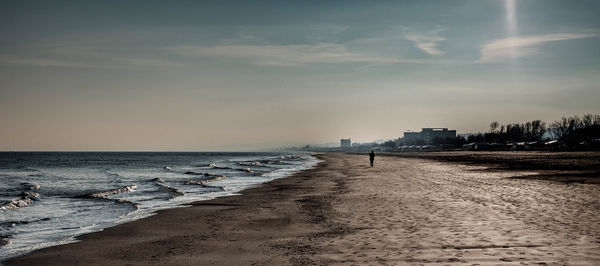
157;184;185;198
209;164;230;170
21;191;40;199
0;198;34;210
112;199;139;209
235;168;253;173
282;154;302;160
202;174;226;183
204;163;261;171
74;185;139;209
75;185;136;199
236;161;262;167
241;159;295;166
0;183;41;210
22;182;41;190
184;174;226;186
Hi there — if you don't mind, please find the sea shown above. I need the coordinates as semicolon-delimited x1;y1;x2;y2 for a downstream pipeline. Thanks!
0;152;319;260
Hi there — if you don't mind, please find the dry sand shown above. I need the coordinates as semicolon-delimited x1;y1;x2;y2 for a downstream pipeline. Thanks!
5;153;600;265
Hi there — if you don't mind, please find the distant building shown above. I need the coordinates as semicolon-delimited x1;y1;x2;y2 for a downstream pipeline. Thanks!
403;131;422;144
403;128;456;145
340;138;351;148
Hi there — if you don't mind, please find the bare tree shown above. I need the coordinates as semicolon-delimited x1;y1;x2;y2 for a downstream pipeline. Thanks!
583;114;594;127
489;121;499;133
549;118;569;140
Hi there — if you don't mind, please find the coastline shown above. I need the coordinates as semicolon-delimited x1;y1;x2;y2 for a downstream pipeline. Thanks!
4;154;336;265
6;152;600;265
0;152;318;261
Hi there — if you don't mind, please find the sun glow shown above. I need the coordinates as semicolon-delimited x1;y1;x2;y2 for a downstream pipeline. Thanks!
505;0;518;59
505;0;517;36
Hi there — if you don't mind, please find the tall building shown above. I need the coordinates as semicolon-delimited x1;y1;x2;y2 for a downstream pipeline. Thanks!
340;138;351;148
403;128;456;145
403;131;422;144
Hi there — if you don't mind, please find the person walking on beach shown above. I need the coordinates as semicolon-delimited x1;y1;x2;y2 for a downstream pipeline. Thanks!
369;150;375;167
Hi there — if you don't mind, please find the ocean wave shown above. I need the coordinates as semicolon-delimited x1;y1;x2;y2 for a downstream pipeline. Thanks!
209;164;230;170
238;168;253;173
206;166;257;173
236;161;262;167
21;182;40;190
183;180;225;191
74;185;137;199
107;198;138;209
183;172;228;181
157;184;185;198
206;163;261;172
0;183;41;210
21;191;40;199
73;185;139;209
251;159;295;166
0;152;317;260
183;174;225;185
0;198;34;210
109;198;139;209
202;174;226;183
237;159;297;167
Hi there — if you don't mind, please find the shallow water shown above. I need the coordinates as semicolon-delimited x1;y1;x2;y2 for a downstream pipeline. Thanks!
0;152;318;260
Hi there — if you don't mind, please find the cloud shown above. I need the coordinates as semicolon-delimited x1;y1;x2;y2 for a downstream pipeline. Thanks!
170;43;425;66
404;28;446;56
404;34;445;56
0;56;106;68
479;33;597;62
0;54;184;69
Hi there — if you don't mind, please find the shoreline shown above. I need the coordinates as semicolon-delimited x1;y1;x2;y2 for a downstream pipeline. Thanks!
6;152;600;265
5;154;336;265
0;152;318;262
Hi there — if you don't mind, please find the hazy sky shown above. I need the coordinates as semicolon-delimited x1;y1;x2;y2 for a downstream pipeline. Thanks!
1;0;599;151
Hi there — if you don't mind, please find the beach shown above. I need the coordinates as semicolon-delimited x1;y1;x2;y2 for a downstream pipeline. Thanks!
6;152;600;265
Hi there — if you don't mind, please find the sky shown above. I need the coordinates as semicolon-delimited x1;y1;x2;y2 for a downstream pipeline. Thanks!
1;0;599;151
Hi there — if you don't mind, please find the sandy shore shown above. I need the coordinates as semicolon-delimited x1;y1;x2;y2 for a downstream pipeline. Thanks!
6;153;600;265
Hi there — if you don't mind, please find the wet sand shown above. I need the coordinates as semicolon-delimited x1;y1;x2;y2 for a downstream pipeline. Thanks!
383;151;600;184
6;153;600;265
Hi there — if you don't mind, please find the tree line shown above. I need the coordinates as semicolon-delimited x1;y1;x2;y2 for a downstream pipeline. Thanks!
457;114;600;147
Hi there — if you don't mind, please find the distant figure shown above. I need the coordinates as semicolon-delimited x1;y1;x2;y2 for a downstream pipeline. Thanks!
369;150;375;167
